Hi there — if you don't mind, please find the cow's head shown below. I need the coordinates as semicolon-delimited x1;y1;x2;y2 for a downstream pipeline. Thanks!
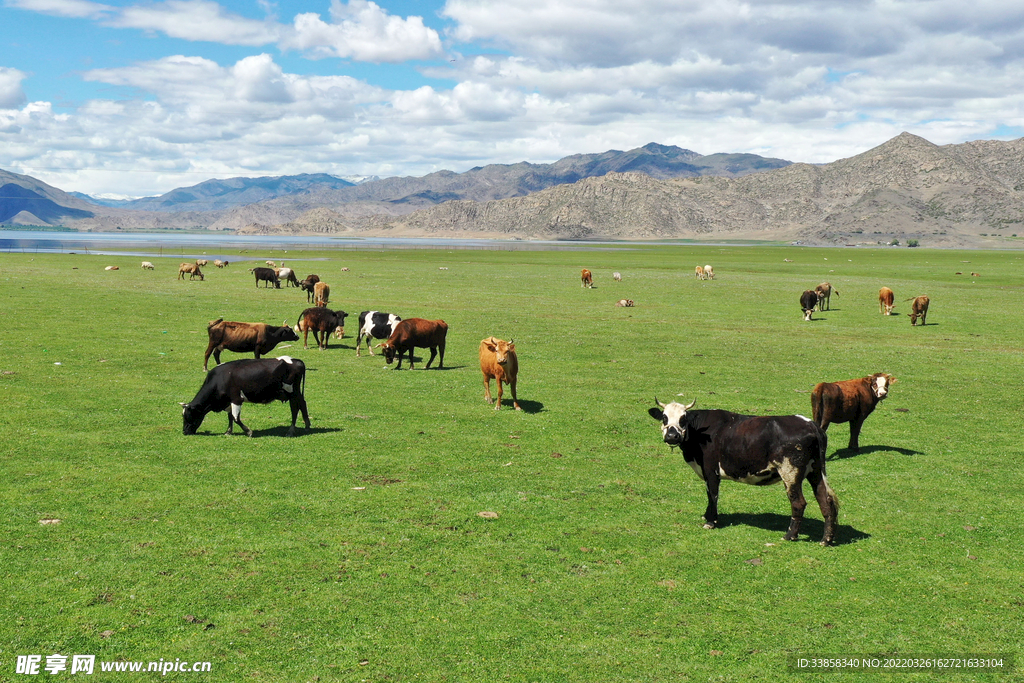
381;341;397;364
180;402;204;435
648;397;696;447
871;373;896;400
484;337;515;366
908;311;920;325
803;306;814;321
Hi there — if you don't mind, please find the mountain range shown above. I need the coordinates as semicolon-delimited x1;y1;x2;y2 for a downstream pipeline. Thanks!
3;135;1023;246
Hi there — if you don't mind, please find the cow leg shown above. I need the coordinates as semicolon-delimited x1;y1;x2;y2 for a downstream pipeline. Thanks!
509;376;521;411
425;346;437;369
495;377;503;410
848;418;864;451
702;473;721;529
782;478;808;541
203;342;216;372
227;403;253;437
287;393;310;436
303;329;310;349
807;466;839;546
483;375;493;403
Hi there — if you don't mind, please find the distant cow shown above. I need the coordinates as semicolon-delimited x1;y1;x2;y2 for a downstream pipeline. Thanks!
815;282;838;310
179;263;204;280
613;271;622;281
479;336;520;410
313;281;330;307
295;307;348;350
581;269;593;288
299;274;320;302
355;311;402;357
275;267;300;287
615;299;635;307
800;290;818;320
250;267;280;288
141;261;154;270
648;398;838;545
105;266;119;271
214;260;228;268
704;264;715;280
695;265;706;280
878;287;895;315
196;259;209;267
265;260;276;267
381;318;448;370
907;295;930;326
181;357;310;437
812;373;896;451
971;272;980;277
203;318;300;371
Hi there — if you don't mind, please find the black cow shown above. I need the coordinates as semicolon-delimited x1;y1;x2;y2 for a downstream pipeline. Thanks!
800;290;818;321
181;357;310;437
355;310;402;357
250;267;280;288
648;398;839;545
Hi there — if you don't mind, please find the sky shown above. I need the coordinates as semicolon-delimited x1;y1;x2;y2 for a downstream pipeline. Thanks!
2;0;1024;198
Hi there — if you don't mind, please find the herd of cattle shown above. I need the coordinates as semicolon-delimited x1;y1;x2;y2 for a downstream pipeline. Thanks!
163;258;920;546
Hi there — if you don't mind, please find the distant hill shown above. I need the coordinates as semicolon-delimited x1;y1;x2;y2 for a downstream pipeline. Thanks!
123;173;356;213
0;169;96;225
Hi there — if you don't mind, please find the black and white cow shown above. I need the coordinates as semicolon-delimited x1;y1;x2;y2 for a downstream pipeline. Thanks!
355;310;402;357
181;357;310;437
648;398;839;545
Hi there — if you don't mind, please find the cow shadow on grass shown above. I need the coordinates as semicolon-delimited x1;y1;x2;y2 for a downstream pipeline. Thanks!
828;444;924;461
718;512;871;546
515;399;544;414
196;426;343;438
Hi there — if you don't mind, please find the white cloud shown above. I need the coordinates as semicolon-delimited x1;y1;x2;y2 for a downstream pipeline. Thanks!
0;67;28;109
111;0;280;46
5;0;112;20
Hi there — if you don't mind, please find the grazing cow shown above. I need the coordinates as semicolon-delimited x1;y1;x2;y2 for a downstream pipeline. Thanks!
615;299;635;307
179;263;204;280
295;307;348;350
341;267;350;272
275;267;300;287
908;296;929;326
355;311;402;357
266;260;276;267
203;318;300;371
812;373;896;452
971;272;980;277
299;274;321;302
141;261;155;270
105;266;119;271
195;259;209;267
648;398;838;545
815;282;838;310
381;318;448;370
181;357;310;437
878;287;895;315
214;260;228;268
704;264;715;280
800;290;818;320
250;267;280;288
313;281;330;307
695;265;706;280
613;271;622;281
581;269;593;288
479;336;520;410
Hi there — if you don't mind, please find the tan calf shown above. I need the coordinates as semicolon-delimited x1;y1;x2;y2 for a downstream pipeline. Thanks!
480;337;520;410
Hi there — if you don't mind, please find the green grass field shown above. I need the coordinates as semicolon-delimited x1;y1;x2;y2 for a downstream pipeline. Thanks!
1;245;1022;681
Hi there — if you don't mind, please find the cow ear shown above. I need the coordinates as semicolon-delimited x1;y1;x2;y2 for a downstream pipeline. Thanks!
648;407;664;421
887;375;897;384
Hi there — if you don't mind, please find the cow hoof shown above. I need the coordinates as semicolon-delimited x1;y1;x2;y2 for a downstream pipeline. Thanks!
820;539;835;547
783;533;798;542
514;405;522;411
702;523;715;530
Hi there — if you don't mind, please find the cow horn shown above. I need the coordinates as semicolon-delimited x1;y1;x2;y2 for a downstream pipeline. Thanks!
178;402;187;406
654;396;665;408
684;399;697;410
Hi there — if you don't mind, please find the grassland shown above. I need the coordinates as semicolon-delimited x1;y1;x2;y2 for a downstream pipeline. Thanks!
1;245;1022;681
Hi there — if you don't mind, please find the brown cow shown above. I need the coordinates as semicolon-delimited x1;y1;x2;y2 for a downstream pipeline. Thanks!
179;263;204;280
313;281;330;307
615;299;635;307
299;274;321;302
381;318;448;370
479;336;520;410
815;282;838;310
908;296;929;326
203;318;300;371
581;269;593;288
195;259;209;267
800;290;818;320
695;265;706;280
878;287;895;315
812;373;897;451
295;308;348;350
214;259;228;268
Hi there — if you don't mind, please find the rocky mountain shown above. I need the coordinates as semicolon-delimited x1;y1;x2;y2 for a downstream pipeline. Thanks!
122;173;356;212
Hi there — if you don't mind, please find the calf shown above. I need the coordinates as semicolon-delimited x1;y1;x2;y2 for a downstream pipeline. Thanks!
181;357;310;437
105;266;119;271
581;269;593;288
812;373;896;451
196;259;209;267
250;267;280;288
299;274;321;302
295;307;348;350
179;263;204;280
214;260;228;268
815;282;838;310
265;260;276;267
878;287;895;315
704;264;715;280
907;295;929;326
613;271;622;281
355;311;402;357
275;267;300;287
313;281;330;307
381;318;448;370
141;261;155;270
203;318;300;371
648;399;838;545
480;336;520;410
615;299;635;307
800;290;818;320
695;265;706;280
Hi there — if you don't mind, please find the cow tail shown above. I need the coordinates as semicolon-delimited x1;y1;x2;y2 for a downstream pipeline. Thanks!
818;428;839;514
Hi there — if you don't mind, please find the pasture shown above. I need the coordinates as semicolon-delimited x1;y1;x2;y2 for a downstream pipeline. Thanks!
1;245;1022;681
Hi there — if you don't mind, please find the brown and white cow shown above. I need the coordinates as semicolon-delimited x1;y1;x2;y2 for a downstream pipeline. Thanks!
800;290;818;320
907;295;929;326
479;336;520;410
381;318;448;370
203;318;300;371
878;287;895;315
615;299;634;307
815;282;838;310
275;267;300;287
581;269;593;288
179;263;204;280
695;265;706;280
313;281;330;307
703;264;715;280
811;373;896;451
295;308;348;350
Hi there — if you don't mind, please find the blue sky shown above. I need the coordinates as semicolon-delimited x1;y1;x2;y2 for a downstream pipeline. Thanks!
2;0;1024;197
